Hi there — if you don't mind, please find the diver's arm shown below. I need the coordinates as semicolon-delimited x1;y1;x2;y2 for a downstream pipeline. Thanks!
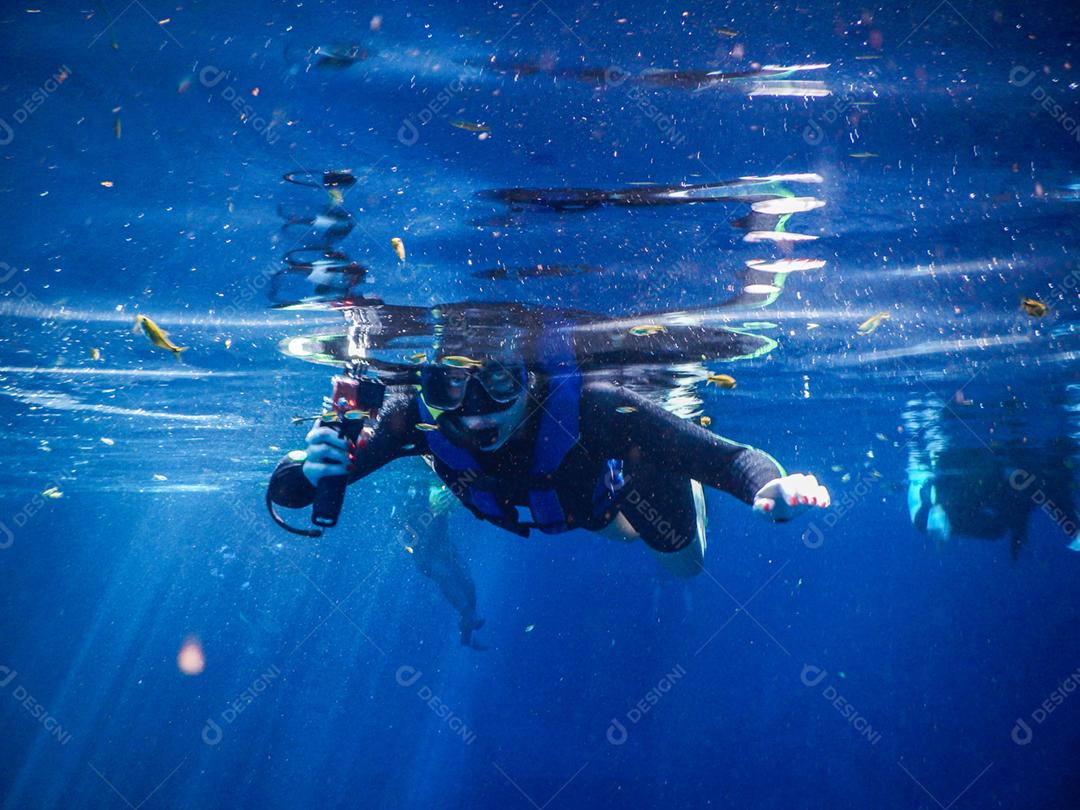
268;391;420;508
580;382;782;502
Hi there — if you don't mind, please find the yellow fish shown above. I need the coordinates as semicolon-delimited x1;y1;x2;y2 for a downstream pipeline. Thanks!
391;236;406;262
857;311;890;335
699;415;712;427
408;352;428;364
416;422;439;431
89;347;102;361
449;120;491;133
615;406;637;414
1021;297;1047;317
628;324;666;336
42;485;63;499
135;314;187;358
706;373;736;389
714;26;739;37
440;355;484;368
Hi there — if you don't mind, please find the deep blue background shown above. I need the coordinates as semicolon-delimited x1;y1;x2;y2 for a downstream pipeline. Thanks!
2;1;1080;808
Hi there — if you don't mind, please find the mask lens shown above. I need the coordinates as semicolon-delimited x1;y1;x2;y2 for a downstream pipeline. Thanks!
479;363;525;403
420;367;471;411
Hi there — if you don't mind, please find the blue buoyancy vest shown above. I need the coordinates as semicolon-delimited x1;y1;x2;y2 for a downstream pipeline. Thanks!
417;333;624;536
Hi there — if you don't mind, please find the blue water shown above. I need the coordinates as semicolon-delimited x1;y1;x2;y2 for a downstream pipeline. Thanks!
3;2;1080;808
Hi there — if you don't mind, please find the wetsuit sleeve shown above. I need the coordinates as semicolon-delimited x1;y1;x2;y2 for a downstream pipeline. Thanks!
267;390;423;509
579;381;784;504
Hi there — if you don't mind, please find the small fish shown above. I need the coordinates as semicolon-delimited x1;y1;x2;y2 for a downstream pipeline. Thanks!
706;373;736;389
806;322;821;330
615;406;638;414
100;437;115;446
390;237;406;261
114;116;121;139
628;324;666;336
89;347;102;361
714;26;739;37
849;152;878;158
416;422;439;431
830;464;843;472
135;314;187;358
525;624;535;633
854;55;881;60
874;432;888;441
857;311;890;335
440;355;484;368
1021;297;1047;317
408;352;428;364
153;474;168;481
841;472;852;483
42;485;63;499
291;412;336;425
699;415;712;427
449;120;490;133
224;338;232;349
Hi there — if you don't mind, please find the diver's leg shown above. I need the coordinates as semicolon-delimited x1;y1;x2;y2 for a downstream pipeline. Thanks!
619;466;705;577
407;513;484;645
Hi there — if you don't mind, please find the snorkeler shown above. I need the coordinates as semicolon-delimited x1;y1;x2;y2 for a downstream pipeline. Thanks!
905;399;1079;557
268;332;831;584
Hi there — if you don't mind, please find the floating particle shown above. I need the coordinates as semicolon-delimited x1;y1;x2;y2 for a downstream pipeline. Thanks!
390;236;406;261
100;437;115;445
100;180;114;188
177;636;205;675
153;473;168;481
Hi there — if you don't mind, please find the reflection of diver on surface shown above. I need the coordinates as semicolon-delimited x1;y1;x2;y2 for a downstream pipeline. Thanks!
905;400;1079;557
398;481;486;649
477;174;824;214
268;322;831;607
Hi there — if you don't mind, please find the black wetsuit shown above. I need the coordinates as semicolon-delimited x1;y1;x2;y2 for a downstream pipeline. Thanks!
269;381;782;552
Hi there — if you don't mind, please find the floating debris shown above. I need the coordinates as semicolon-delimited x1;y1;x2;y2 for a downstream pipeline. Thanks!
615;406;638;414
100;180;114;188
857;311;890;335
628;324;666;336
706;373;736;389
224;338;232;350
849;152;878;158
449;120;490;133
525;624;536;633
390;236;406;262
1021;297;1047;317
714;26;739;37
114;116;121;139
153;473;168;481
100;437;115;446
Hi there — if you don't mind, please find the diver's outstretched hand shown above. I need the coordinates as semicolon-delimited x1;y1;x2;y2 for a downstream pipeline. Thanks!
302;424;351;486
753;474;830;522
459;615;487;651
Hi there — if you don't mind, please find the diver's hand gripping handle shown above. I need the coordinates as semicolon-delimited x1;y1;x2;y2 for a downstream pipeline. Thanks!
309;374;385;530
312;466;349;527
